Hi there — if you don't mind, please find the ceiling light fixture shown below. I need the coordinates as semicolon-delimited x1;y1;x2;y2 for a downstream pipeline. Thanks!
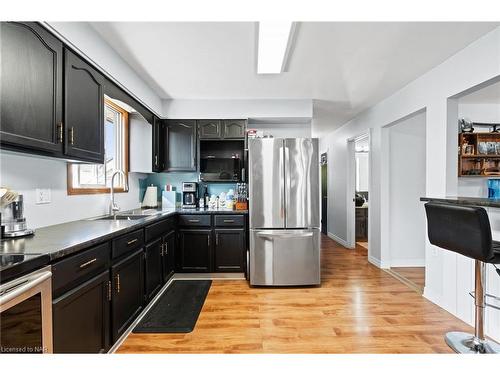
257;21;296;74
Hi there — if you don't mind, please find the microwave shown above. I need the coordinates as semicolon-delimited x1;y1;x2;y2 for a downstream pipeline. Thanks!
200;157;241;182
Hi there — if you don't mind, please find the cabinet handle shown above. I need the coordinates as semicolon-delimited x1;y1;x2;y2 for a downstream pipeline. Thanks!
107;280;112;301
79;258;97;269
165;242;168;255
116;274;120;294
127;238;138;245
188;219;200;223
216;233;219;246
160;243;165;256
57;122;63;143
223;219;235;223
155;155;158;166
207;235;210;247
69;127;74;145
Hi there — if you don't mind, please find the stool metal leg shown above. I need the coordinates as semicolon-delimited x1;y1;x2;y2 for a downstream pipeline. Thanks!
445;260;500;354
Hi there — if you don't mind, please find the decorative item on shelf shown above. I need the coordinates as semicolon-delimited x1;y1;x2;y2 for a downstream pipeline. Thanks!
462;143;474;155
491;124;500;133
459;118;474;133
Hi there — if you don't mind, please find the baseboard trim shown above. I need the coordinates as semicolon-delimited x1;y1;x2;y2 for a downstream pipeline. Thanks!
327;232;351;248
368;255;382;268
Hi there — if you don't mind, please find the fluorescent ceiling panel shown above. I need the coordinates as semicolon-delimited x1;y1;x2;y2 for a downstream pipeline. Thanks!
257;21;293;74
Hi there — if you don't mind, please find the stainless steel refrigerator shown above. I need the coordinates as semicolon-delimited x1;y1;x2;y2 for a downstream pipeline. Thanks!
248;138;320;286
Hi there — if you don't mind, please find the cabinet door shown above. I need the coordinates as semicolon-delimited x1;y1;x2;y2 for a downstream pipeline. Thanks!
64;49;105;163
0;22;63;155
165;120;197;171
214;229;245;272
53;271;110;353
152;116;164;172
144;238;163;302
162;230;176;282
223;120;246;139
198;120;222;139
177;229;211;272
111;249;144;342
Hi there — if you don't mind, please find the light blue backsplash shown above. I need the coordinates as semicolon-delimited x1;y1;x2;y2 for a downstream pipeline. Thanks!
139;172;237;203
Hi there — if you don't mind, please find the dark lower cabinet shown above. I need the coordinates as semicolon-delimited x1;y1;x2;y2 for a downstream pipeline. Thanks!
144;239;163;302
177;229;211;272
214;229;246;272
162;230;176;281
64;49;105;163
0;22;64;155
52;271;110;353
111;249;144;342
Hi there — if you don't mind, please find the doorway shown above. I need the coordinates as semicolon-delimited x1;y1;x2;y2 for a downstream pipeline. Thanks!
385;110;427;294
354;136;369;251
321;153;328;235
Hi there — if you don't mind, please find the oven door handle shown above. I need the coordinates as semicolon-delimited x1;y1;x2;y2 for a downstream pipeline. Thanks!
0;270;52;307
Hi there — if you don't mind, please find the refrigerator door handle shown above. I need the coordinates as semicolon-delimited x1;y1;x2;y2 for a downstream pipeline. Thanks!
279;144;286;222
256;232;314;240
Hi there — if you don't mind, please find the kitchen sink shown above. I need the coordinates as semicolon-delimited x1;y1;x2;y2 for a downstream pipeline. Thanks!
94;214;150;221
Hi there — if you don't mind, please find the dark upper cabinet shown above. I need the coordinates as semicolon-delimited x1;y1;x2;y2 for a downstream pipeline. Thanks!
111;249;144;342
144;238;163;302
165;120;197;172
177;229;211;272
64;49;105;163
162;230;176;282
214;229;246;272
152;116;164;172
0;22;64;155
223;120;246;139
52;271;110;353
198;120;222;139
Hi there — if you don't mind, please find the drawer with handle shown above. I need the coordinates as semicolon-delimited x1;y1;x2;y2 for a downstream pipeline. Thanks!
112;228;144;259
52;242;110;298
145;216;175;243
214;215;245;227
178;214;211;227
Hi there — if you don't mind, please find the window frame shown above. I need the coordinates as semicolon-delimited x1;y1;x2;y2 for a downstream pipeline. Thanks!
67;98;129;195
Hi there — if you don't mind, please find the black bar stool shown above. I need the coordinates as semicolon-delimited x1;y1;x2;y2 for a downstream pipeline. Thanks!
424;202;500;354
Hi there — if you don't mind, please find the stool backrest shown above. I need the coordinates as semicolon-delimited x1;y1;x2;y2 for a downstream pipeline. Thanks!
424;202;493;262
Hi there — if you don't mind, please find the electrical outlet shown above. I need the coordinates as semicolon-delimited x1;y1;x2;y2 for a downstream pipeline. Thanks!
36;188;51;204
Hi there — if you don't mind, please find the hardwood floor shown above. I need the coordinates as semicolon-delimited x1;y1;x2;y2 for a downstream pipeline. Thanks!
117;235;471;354
391;267;425;290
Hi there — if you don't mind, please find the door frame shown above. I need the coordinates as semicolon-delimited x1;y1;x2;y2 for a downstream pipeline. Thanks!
346;129;372;250
320;152;328;235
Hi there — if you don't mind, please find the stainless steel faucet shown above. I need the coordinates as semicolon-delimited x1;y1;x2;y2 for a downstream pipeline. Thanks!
109;170;128;215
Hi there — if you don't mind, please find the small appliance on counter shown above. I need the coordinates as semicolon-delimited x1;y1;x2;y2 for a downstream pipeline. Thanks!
182;182;199;209
1;194;34;238
487;179;500;199
142;185;158;208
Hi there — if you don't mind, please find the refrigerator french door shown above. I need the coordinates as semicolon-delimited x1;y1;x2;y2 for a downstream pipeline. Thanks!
249;138;320;286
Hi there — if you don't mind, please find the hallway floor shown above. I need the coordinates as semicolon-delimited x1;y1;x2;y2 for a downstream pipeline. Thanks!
117;235;471;353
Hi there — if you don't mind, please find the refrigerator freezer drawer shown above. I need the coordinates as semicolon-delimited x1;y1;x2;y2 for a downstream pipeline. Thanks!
250;229;321;286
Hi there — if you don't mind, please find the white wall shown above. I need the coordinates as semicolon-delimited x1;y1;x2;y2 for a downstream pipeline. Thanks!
457;102;500;197
388;111;426;267
319;26;500;341
0;152;144;228
248;123;312;138
163;99;313;119
355;152;369;192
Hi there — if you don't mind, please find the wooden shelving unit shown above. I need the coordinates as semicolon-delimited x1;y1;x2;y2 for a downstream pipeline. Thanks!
459;132;500;177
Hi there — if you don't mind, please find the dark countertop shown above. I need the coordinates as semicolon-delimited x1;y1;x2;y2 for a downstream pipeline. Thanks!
420;196;500;208
0;207;248;280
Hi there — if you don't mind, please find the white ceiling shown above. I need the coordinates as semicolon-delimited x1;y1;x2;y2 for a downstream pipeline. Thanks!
90;22;499;134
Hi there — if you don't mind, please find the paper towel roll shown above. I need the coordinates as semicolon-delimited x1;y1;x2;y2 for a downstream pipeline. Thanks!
142;185;158;207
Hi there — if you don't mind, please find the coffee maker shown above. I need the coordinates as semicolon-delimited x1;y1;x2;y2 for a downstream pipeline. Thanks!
182;182;199;209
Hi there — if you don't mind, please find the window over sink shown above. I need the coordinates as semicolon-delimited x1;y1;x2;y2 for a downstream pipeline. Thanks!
67;98;129;195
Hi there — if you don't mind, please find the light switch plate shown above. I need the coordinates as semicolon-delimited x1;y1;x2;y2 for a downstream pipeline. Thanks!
36;188;51;204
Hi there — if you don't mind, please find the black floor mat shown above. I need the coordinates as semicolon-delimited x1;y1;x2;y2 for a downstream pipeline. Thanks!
133;280;212;333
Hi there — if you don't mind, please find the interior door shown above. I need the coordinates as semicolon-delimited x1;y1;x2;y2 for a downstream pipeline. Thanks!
248;138;285;229
284;138;320;229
